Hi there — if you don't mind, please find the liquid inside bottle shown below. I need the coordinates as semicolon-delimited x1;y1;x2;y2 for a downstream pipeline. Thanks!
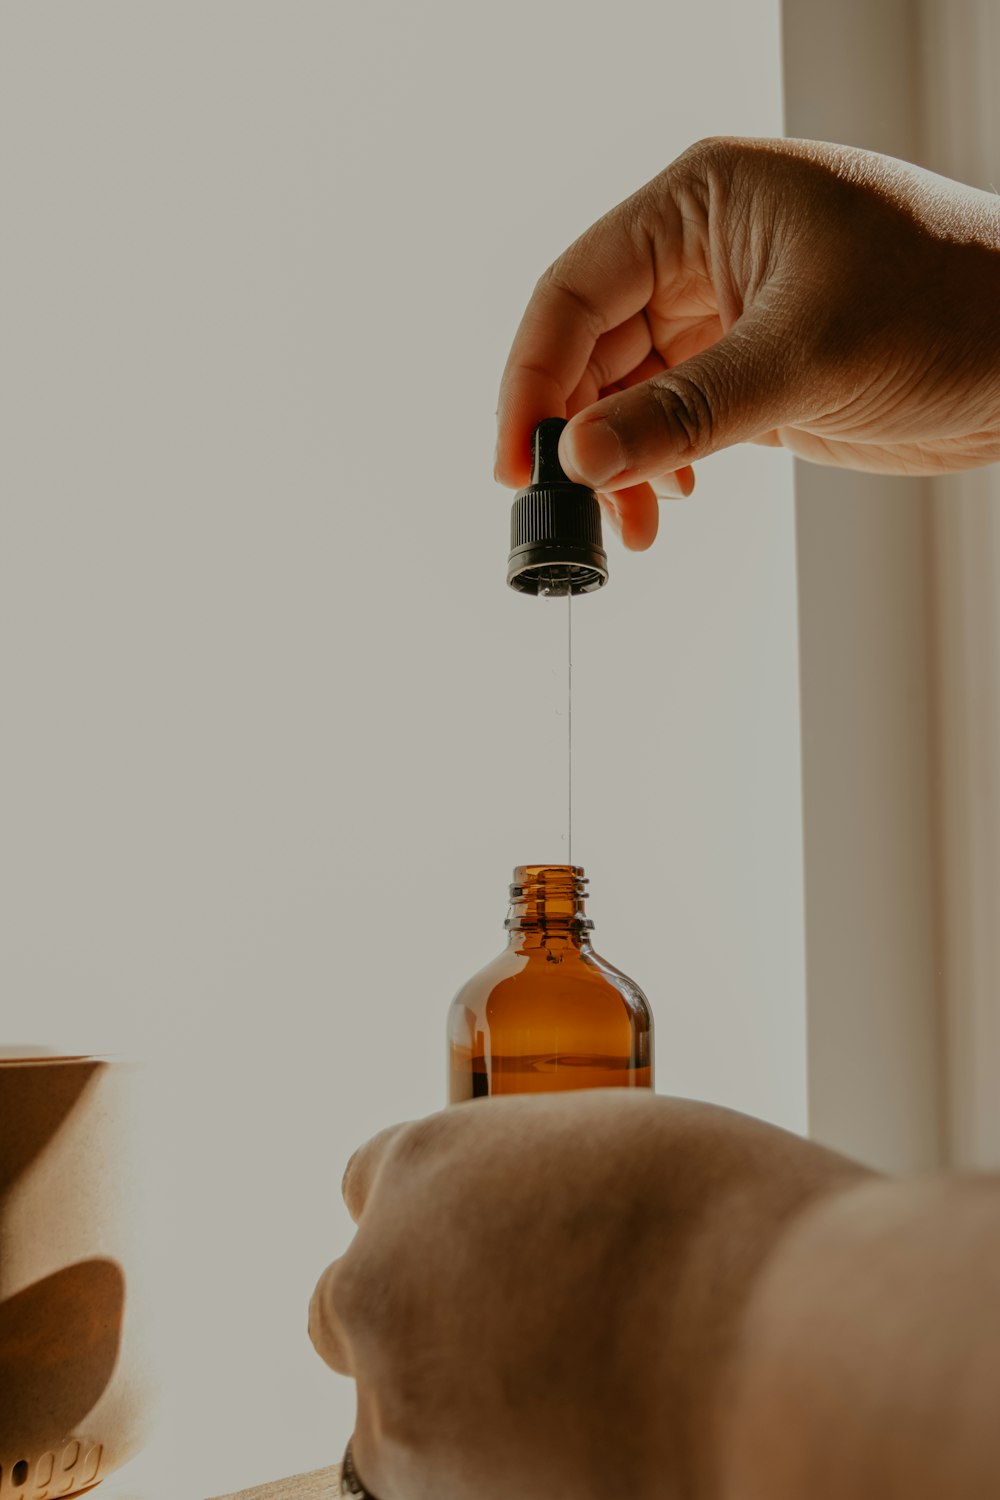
447;865;653;1102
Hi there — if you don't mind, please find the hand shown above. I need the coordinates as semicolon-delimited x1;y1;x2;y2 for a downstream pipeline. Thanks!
496;137;1000;550
309;1092;866;1500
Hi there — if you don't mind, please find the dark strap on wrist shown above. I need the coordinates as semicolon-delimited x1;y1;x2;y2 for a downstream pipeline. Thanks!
340;1436;380;1499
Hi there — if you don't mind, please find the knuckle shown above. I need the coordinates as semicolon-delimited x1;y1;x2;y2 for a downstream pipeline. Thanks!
342;1118;436;1219
670;134;738;184
586;349;614;392
618;180;660;243
533;258;559;299
667;135;772;216
340;1146;365;1212
678;133;727;166
685;134;763;169
646;376;716;457
309;1262;355;1373
544;263;605;338
334;1245;400;1346
386;1110;455;1170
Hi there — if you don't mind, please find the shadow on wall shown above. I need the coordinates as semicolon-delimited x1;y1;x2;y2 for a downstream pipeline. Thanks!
0;1259;125;1451
0;1058;130;1497
0;1055;98;1198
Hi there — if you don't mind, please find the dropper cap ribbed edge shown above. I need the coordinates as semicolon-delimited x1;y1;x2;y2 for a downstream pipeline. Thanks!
506;419;608;596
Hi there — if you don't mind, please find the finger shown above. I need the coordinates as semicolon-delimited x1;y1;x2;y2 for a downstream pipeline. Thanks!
618;361;697;503
597;492;622;540
559;302;807;489
652;466;696;499
496;203;657;487
309;1256;355;1376
341;1122;411;1224
566;312;655;415
598;463;693;552
617;347;669;392
575;349;693;537
606;483;660;550
610;483;660;550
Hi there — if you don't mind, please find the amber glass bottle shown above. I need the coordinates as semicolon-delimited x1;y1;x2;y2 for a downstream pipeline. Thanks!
447;865;653;1102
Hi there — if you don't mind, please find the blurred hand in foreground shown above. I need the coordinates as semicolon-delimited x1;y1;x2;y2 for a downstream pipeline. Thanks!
309;1092;865;1500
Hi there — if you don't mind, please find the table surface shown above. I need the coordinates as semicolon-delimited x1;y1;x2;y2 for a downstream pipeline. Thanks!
209;1465;341;1499
97;1463;342;1500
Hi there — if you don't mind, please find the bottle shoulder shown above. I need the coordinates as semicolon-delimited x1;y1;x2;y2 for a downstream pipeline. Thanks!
584;946;653;1016
447;948;524;1008
447;942;652;1019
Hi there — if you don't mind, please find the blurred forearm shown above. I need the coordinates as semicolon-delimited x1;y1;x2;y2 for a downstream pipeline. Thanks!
721;1177;1000;1500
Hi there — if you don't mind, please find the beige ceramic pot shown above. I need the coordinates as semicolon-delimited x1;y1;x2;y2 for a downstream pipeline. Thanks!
0;1054;152;1499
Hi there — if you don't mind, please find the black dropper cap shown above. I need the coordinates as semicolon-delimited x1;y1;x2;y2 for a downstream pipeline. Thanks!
506;418;608;596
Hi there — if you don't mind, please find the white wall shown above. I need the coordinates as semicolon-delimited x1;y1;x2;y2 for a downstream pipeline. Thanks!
0;4;800;1494
783;0;1000;1175
782;0;945;1173
919;0;1000;1170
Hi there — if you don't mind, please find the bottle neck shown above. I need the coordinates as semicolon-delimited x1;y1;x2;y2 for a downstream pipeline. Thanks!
505;865;593;939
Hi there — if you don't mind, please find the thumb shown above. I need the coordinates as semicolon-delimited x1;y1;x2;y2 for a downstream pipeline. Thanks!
560;307;808;488
308;1255;355;1376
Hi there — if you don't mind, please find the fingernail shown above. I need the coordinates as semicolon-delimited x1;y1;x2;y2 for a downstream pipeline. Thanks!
601;497;622;539
563;419;624;489
656;476;683;499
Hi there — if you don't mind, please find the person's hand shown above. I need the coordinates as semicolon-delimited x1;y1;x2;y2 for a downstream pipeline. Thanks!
309;1092;866;1500
496;137;1000;550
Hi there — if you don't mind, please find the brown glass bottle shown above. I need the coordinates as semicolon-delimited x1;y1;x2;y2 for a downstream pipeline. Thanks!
447;865;654;1102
